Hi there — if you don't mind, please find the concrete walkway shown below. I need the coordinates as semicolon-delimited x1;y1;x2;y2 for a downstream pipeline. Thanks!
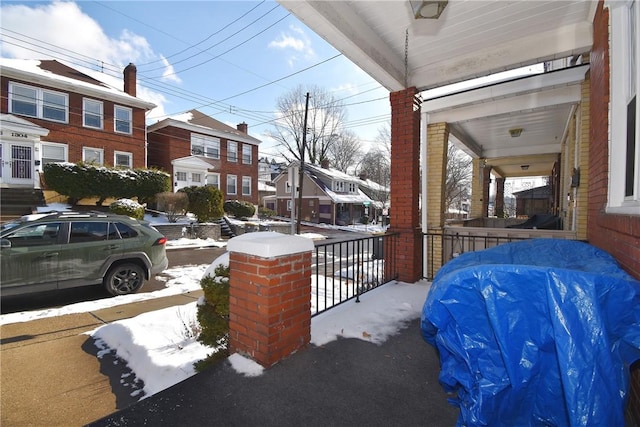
0;290;203;427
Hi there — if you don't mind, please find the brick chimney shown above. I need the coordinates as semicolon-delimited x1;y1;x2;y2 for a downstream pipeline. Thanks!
321;158;330;169
124;63;137;97
237;122;248;133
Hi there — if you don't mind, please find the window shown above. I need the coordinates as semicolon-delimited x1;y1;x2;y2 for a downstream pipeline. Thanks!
114;105;132;134
176;171;187;181
69;221;109;244
5;222;61;247
334;181;345;192
41;143;67;165
114;151;132;168
206;173;220;189
115;222;138;239
242;144;252;164
227;141;237;162
83;147;104;165
287;200;292;211
83;98;103;129
8;82;68;123
609;1;640;214
191;134;220;159
227;174;237;195
242;176;251;195
285;181;292;193
192;173;202;183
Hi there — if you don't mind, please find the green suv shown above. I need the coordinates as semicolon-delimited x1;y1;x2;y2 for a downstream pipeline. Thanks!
1;211;169;297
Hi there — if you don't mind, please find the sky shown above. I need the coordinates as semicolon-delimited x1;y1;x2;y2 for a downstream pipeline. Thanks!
0;0;391;159
0;208;429;401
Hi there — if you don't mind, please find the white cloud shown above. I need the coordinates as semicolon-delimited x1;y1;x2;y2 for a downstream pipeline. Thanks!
160;55;182;84
0;1;166;122
268;24;315;66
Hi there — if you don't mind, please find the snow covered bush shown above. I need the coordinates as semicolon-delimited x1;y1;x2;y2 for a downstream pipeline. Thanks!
109;198;145;220
194;264;230;372
224;199;255;219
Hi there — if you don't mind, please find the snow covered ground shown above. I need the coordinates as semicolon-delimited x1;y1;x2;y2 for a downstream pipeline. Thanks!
2;205;420;402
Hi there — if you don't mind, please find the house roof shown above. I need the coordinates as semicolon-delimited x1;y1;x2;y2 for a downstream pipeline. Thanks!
0;58;156;110
513;184;552;199
148;109;261;146
0;113;49;137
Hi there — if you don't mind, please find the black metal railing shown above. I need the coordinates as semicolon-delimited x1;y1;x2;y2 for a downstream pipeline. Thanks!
423;227;577;280
311;233;398;316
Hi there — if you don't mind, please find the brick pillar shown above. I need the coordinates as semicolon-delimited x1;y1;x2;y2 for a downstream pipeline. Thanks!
227;232;314;368
389;87;422;283
495;177;505;218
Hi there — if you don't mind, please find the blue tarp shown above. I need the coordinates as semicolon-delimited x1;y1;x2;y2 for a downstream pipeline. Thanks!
421;239;640;426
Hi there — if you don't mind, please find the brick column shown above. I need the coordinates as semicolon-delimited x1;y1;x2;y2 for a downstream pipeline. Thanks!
495;177;505;217
389;87;422;283
227;232;314;368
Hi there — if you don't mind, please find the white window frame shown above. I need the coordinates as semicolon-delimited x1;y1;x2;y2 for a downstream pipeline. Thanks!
242;144;252;164
192;172;202;183
114;105;133;134
242;176;251;195
191;133;220;159
114;151;132;168
285;181;292;193
176;171;187;181
207;173;220;189
227;141;238;163
287;200;292;211
8;82;68;123
83;98;103;129
41;142;68;165
82;147;104;165
227;174;237;195
607;0;640;214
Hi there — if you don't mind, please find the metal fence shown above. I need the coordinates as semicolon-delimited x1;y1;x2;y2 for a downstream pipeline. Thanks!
423;226;577;280
311;233;398;316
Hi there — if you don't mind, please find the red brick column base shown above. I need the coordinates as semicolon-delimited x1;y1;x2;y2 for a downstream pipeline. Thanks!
227;232;313;367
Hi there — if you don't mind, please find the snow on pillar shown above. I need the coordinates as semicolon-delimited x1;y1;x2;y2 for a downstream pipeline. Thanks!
227;232;314;367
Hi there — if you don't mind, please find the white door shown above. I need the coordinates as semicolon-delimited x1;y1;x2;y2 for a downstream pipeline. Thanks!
0;142;34;186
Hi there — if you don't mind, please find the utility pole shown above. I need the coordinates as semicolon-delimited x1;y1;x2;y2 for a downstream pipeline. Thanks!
296;92;310;234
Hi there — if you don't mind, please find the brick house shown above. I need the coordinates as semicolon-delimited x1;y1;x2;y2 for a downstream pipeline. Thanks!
146;109;260;205
0;59;155;191
280;0;639;421
273;161;385;225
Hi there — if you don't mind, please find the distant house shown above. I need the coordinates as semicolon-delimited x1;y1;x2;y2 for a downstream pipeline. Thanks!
147;109;261;205
0;59;155;191
273;160;387;225
512;184;553;217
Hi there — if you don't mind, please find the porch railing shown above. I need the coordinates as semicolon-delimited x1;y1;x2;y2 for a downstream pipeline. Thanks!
423;226;578;280
311;233;399;316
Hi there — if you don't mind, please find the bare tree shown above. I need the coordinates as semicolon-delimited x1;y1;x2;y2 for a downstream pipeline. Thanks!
358;125;391;206
445;142;472;214
266;84;346;165
328;130;362;172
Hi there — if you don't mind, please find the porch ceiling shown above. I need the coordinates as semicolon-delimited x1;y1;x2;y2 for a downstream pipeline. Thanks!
279;0;596;179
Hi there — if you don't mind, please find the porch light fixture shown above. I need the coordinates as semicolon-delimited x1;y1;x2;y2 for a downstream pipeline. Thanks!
409;1;448;19
509;128;523;138
521;165;530;170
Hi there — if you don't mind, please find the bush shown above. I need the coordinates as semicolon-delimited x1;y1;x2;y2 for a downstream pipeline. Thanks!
224;200;255;219
42;162;170;206
180;186;224;223
156;192;189;223
194;264;230;372
258;206;276;219
109;198;145;220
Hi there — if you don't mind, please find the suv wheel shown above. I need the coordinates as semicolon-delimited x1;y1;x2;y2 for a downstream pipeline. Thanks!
104;263;145;296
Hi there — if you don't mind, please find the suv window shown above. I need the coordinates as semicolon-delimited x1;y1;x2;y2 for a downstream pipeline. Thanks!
115;222;138;239
69;221;110;243
5;222;61;247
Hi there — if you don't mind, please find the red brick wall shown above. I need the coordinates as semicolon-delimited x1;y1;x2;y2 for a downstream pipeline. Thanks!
228;251;311;367
1;76;147;168
588;2;640;280
589;2;640;423
389;87;422;283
